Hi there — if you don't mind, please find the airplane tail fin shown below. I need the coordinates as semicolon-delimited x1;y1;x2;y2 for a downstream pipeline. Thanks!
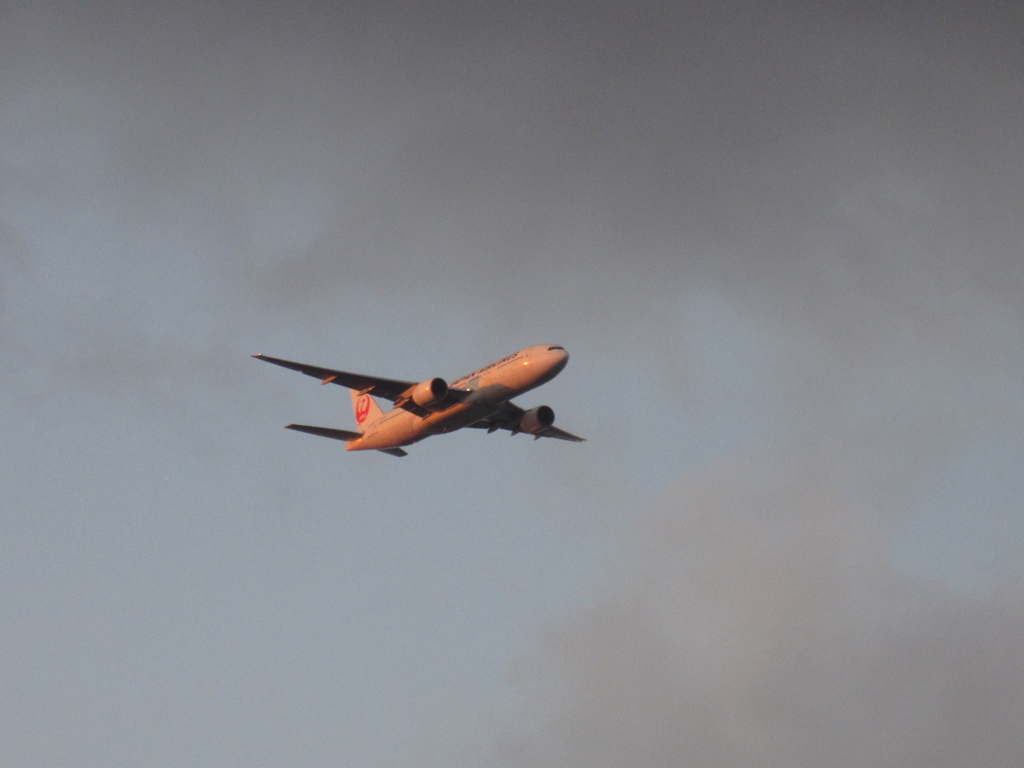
350;390;385;432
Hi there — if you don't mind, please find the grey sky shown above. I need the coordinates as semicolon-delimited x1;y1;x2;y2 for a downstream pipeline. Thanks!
2;1;1023;766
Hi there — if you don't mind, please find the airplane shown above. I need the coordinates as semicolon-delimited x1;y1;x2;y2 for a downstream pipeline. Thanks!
252;344;584;457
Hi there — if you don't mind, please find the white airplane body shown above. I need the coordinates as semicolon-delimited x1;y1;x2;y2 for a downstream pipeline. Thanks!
253;344;584;457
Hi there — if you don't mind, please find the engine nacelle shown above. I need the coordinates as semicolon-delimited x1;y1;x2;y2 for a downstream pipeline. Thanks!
518;405;555;435
410;377;449;409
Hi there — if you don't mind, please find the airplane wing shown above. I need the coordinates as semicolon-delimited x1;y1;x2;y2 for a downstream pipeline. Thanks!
468;402;586;442
253;354;415;400
253;354;473;417
534;425;586;442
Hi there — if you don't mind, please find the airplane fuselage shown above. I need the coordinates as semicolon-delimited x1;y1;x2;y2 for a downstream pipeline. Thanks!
345;344;568;451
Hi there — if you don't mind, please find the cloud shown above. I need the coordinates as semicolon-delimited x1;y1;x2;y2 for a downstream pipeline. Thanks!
495;447;1024;768
206;0;1023;368
4;1;1022;365
2;3;1023;765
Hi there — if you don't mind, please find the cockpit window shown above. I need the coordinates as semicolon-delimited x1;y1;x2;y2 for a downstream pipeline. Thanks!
548;346;564;351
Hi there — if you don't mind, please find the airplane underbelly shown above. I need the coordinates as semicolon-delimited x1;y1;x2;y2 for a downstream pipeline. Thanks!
351;411;427;449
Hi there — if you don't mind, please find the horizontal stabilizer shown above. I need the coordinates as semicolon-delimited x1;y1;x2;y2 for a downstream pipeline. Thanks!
286;424;362;441
377;448;408;457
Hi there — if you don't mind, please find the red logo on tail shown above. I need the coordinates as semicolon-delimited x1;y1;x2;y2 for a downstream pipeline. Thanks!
355;395;371;424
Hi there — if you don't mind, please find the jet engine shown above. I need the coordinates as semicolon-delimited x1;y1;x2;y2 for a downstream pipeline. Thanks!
410;377;449;409
518;405;555;435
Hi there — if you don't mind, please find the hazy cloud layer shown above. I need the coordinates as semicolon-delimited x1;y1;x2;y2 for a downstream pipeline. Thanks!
495;448;1024;768
2;2;1023;766
5;1;1022;356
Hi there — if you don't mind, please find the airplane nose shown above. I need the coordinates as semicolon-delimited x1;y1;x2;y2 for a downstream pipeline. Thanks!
548;346;569;370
